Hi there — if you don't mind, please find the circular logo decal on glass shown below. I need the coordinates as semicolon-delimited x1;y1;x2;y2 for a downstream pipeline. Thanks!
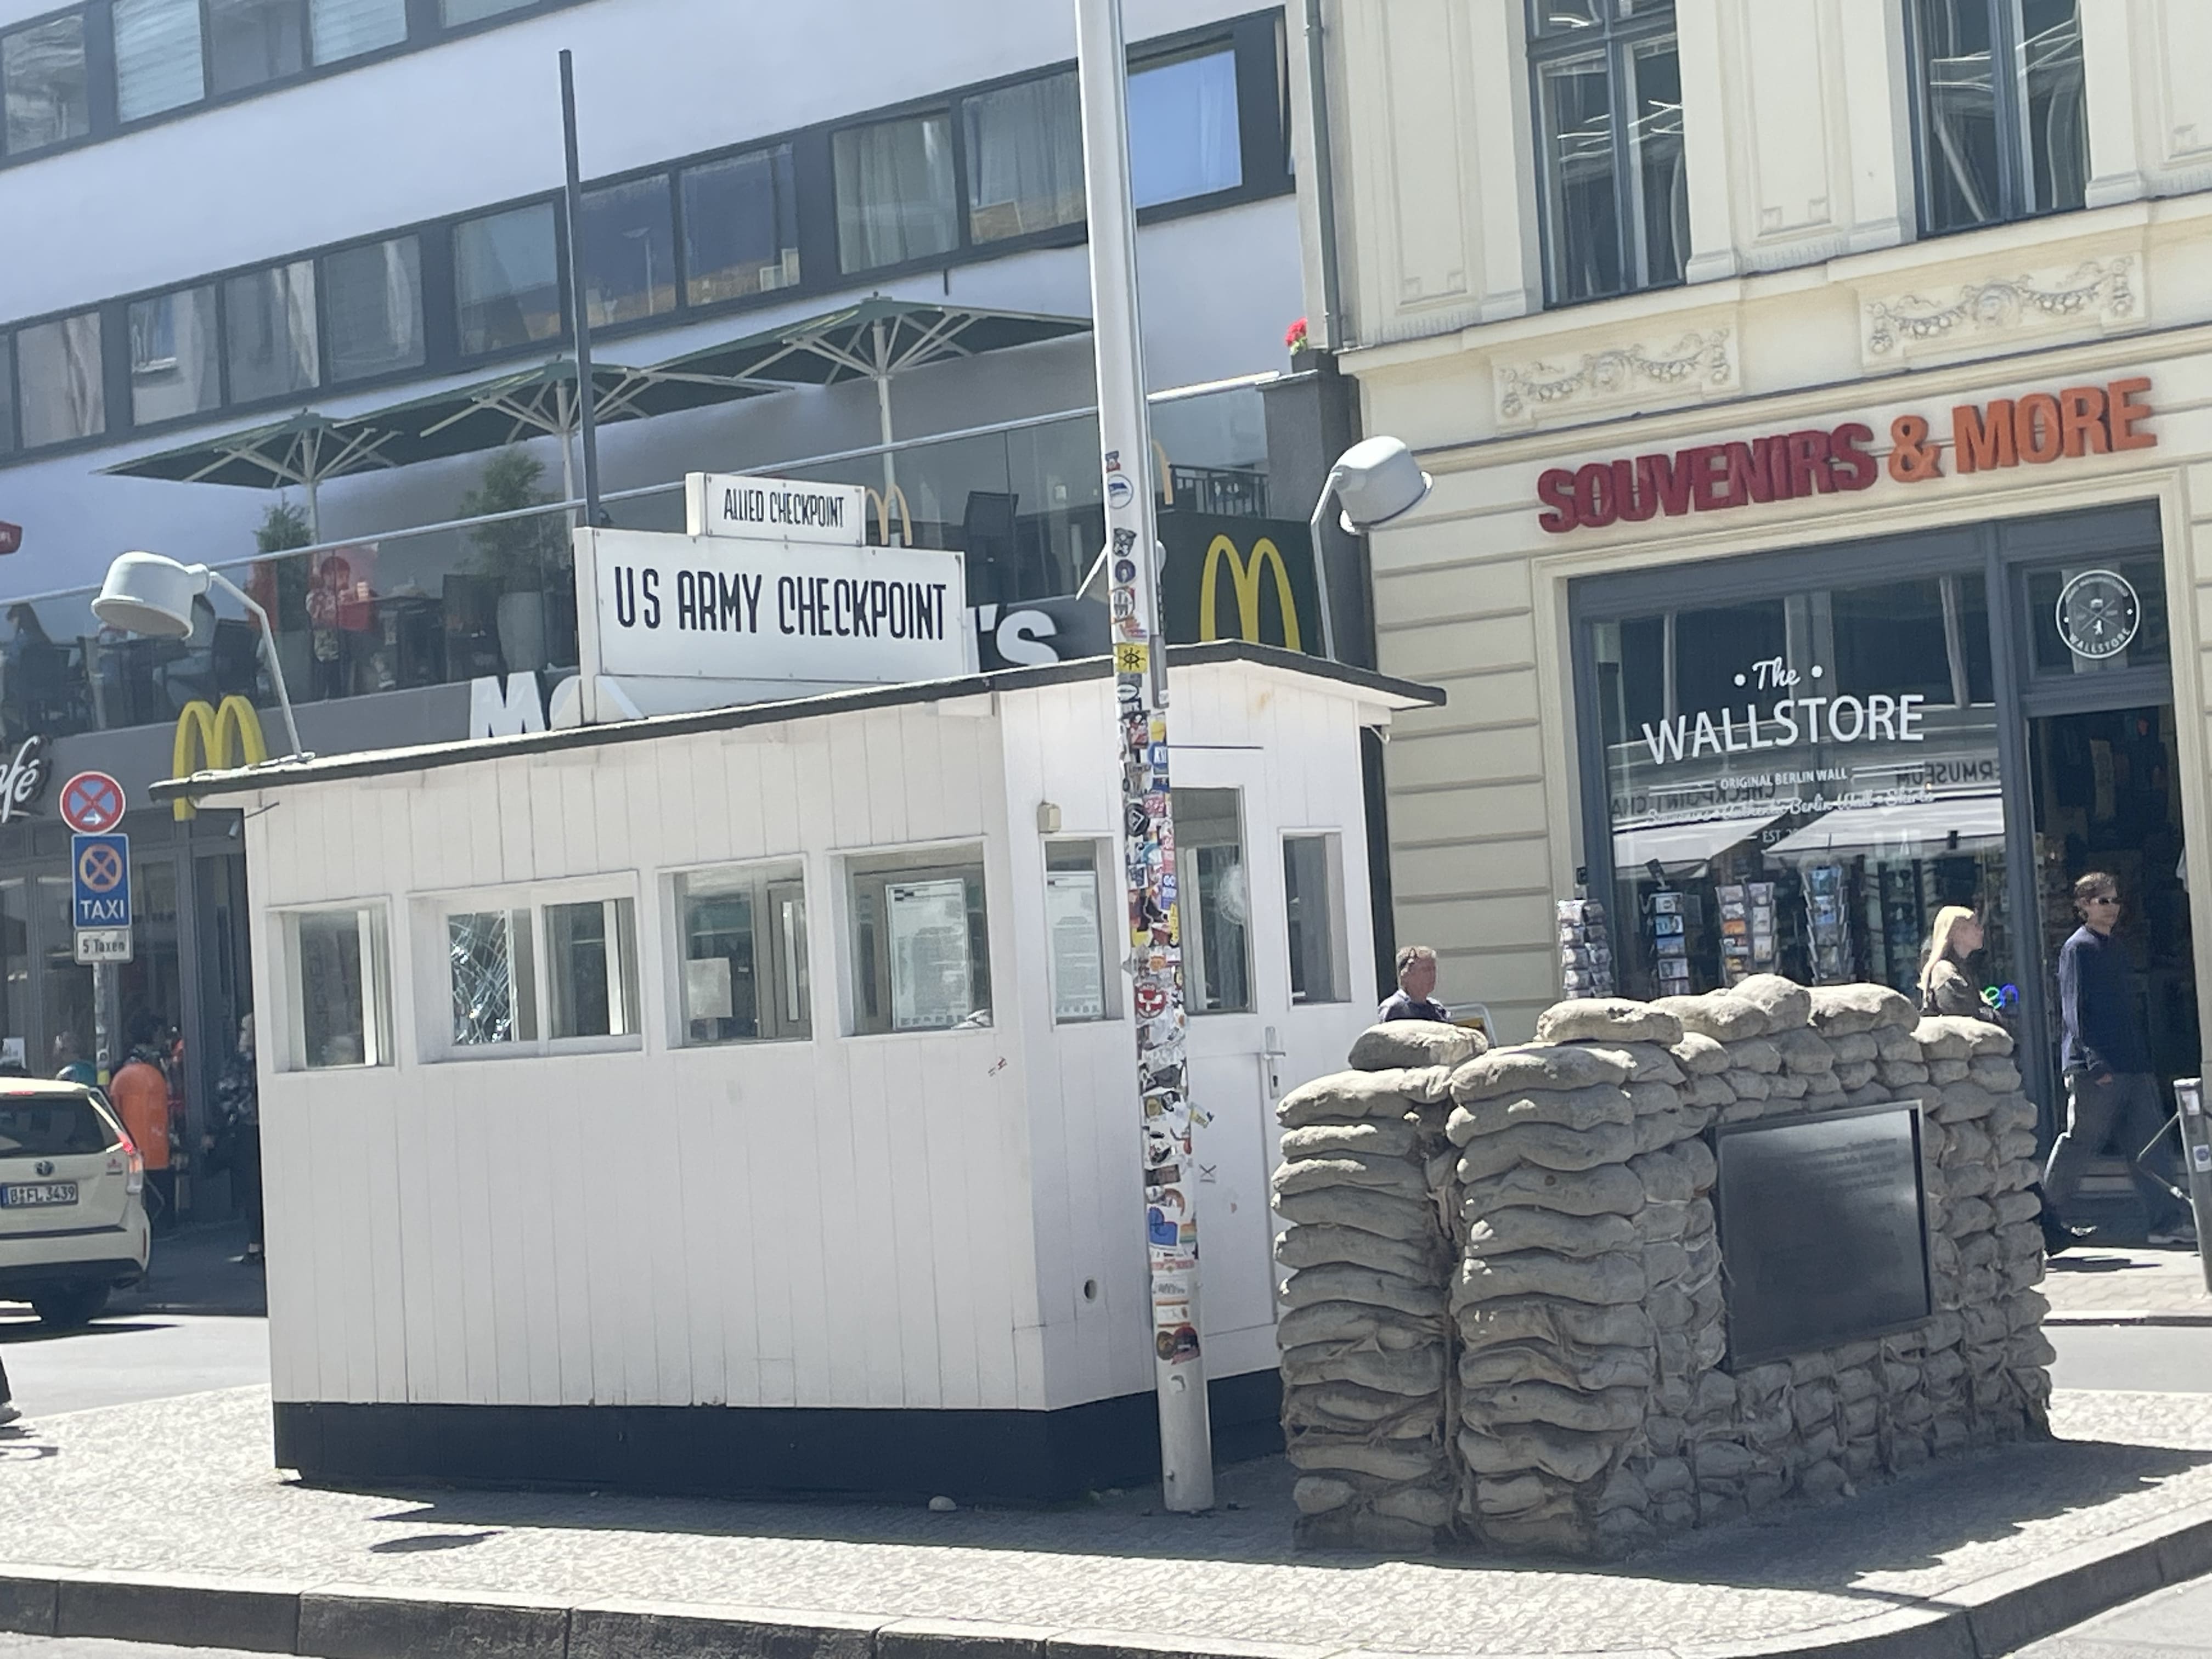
2055;569;2141;661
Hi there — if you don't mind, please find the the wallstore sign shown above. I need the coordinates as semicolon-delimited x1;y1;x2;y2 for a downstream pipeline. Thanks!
1537;376;2157;534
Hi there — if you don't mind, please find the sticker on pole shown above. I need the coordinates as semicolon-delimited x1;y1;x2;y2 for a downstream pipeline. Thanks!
71;833;131;929
59;771;126;833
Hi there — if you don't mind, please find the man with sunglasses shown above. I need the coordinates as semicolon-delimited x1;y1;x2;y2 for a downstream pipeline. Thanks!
2046;872;2197;1246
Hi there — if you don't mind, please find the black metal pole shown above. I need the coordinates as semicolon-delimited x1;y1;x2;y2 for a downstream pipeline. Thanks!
559;49;603;527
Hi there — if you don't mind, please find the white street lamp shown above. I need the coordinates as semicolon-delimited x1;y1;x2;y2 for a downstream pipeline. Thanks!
94;552;307;759
1308;436;1433;660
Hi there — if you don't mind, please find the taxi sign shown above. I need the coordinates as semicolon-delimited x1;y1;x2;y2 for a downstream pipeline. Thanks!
75;928;132;964
71;833;131;929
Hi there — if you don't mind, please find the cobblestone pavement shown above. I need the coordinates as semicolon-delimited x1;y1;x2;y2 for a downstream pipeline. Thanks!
2;1388;2211;1655
2044;1247;2212;1323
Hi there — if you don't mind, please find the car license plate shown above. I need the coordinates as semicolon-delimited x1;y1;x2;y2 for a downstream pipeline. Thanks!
0;1182;78;1208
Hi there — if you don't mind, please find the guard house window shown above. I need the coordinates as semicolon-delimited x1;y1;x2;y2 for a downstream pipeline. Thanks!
1912;0;2086;235
679;145;802;306
833;111;960;273
1044;840;1113;1023
15;312;104;448
281;905;393;1069
454;202;563;358
129;285;222;426
224;259;319;403
1179;788;1252;1014
848;848;991;1034
1128;45;1243;208
2;14;91;156
671;862;810;1045
208;0;306;97
309;0;406;66
964;71;1086;242
112;0;206;122
447;906;535;1047
321;234;425;383
1283;832;1348;1004
544;899;639;1040
435;892;639;1057
1527;1;1687;305
582;177;678;327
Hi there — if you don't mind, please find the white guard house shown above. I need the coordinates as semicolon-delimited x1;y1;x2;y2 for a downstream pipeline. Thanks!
154;642;1440;1502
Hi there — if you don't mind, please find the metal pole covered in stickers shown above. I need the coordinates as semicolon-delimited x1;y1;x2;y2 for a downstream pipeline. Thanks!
1074;0;1214;1513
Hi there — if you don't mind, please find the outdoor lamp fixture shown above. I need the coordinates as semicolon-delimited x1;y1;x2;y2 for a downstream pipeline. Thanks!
94;552;306;759
1308;436;1433;660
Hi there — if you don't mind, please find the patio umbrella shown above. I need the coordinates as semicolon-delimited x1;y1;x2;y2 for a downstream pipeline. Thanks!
101;409;402;541
651;298;1091;509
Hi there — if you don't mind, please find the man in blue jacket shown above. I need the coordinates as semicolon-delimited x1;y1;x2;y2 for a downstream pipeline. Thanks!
2045;872;2197;1246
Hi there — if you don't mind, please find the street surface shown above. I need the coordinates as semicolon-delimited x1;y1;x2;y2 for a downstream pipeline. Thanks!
2009;1571;2212;1655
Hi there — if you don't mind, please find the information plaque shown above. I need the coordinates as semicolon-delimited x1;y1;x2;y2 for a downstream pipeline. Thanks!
1713;1102;1932;1365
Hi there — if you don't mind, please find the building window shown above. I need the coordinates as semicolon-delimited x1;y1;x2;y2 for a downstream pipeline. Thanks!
15;311;104;447
964;71;1086;242
208;0;306;97
454;202;563;357
1527;0;1686;305
2;14;91;156
282;905;392;1069
671;862;809;1043
543;898;639;1040
433;891;641;1057
224;259;319;403
679;146;800;305
1043;840;1111;1023
441;0;531;22
447;906;534;1046
1913;0;2086;235
128;284;222;426
0;335;14;453
321;234;425;383
1283;832;1347;1004
581;177;677;328
848;848;991;1033
1179;788;1252;1014
112;0;206;122
309;0;406;66
1128;45;1243;208
833;111;960;273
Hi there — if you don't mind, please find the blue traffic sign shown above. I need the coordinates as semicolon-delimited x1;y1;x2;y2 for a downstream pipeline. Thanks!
71;833;130;929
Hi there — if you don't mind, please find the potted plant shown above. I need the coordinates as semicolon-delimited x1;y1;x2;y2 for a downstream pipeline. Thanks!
459;448;569;673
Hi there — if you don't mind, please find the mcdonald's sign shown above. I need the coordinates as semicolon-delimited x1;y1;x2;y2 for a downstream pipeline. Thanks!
1161;514;1320;653
1198;534;1302;652
171;697;268;820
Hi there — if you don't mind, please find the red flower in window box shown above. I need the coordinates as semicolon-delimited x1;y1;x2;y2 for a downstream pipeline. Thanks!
1285;317;1310;354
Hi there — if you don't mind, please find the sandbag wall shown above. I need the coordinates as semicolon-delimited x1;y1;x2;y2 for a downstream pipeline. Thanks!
1273;976;2055;1559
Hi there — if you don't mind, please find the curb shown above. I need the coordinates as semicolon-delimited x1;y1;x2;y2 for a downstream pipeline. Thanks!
5;1500;2212;1659
2045;1310;2212;1327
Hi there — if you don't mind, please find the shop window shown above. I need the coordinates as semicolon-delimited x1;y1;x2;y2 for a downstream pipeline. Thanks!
430;890;640;1058
964;71;1085;242
1283;832;1348;1004
1179;788;1251;1014
321;234;425;383
679;146;801;306
224;259;319;403
1912;0;2085;236
208;0;306;97
1527;0;1686;306
454;202;563;358
14;312;104;448
2024;555;2168;679
129;285;222;426
2;14;91;156
833;111;960;273
1044;840;1112;1023
281;905;393;1070
112;0;206;122
671;862;809;1044
581;177;678;327
847;848;991;1034
1128;45;1242;208
309;0;405;66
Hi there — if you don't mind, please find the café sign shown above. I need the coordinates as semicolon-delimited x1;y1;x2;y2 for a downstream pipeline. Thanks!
1538;375;2157;533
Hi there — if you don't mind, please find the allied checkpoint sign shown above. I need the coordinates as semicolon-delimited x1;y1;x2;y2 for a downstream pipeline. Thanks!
577;473;968;701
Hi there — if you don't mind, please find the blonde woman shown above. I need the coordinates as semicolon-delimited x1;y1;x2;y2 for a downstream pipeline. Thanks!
1920;906;1993;1019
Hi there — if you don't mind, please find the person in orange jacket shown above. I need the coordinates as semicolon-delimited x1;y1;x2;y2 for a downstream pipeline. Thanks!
109;1014;172;1228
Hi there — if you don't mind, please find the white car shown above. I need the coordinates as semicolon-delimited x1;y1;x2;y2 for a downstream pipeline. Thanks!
0;1081;150;1328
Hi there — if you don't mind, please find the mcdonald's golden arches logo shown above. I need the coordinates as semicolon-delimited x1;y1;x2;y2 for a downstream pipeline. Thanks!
171;697;268;820
1198;534;1301;651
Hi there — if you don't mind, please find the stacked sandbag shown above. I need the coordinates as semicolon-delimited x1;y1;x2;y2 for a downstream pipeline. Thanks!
1275;1020;1481;1551
1446;999;1675;1556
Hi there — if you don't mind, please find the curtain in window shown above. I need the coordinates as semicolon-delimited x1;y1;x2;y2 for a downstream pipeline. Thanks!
2;16;90;154
1627;38;1688;288
965;74;1086;241
15;313;104;447
1538;52;1621;302
311;0;407;64
112;0;206;122
833;115;959;273
1128;50;1242;209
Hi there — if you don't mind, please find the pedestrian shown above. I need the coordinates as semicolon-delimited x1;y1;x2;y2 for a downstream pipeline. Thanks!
1379;944;1451;1023
209;1014;262;1265
1918;906;1996;1019
2045;872;2198;1247
0;1348;16;1428
109;1014;173;1230
50;1032;95;1087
